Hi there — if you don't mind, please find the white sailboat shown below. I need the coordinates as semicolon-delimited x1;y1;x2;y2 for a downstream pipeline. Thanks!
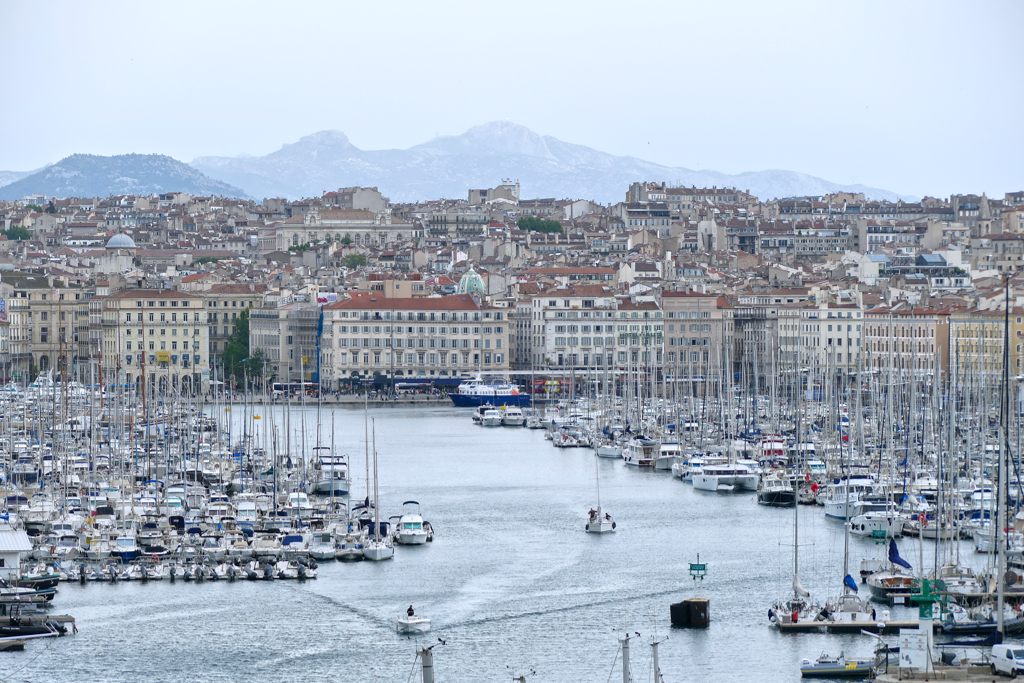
586;457;615;533
363;418;394;561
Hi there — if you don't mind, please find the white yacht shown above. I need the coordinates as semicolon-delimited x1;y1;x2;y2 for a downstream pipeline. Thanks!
481;408;503;427
821;478;877;519
622;437;658;467
654;442;683;471
308;450;351;496
849;511;905;538
692;461;758;493
500;406;526;426
595;440;622;459
392;501;433;545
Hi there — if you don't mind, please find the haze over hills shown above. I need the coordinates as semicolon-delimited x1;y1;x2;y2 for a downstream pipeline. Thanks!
192;121;917;203
0;154;249;201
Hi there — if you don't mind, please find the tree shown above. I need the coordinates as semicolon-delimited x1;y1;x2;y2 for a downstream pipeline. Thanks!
288;242;311;252
517;216;564;233
24;204;43;213
2;226;32;241
340;236;352;245
192;256;223;265
221;308;259;383
341;254;367;269
45;200;57;214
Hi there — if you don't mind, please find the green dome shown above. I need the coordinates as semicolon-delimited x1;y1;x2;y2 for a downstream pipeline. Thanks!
457;268;485;294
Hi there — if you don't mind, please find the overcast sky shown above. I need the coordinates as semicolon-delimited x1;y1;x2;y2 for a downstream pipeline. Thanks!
1;0;1021;199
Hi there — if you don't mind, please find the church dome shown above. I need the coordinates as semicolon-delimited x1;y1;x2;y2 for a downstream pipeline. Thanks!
457;267;485;294
106;233;137;249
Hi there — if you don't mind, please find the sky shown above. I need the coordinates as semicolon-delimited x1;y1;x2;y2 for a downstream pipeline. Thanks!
1;0;1021;199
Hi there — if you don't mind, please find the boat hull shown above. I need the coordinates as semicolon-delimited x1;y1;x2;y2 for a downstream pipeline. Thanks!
396;617;431;634
758;490;796;507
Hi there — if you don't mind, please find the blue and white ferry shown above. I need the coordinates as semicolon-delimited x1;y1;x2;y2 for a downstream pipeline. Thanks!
449;376;531;407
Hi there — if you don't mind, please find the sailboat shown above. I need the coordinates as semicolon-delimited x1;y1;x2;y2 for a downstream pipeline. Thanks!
585;457;615;534
769;477;819;625
363;419;394;561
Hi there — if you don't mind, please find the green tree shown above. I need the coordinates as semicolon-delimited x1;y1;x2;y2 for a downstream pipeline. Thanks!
192;256;223;265
288;242;311;252
221;307;257;383
340;236;352;245
45;200;57;214
24;204;43;213
516;216;564;233
3;226;32;241
341;253;367;268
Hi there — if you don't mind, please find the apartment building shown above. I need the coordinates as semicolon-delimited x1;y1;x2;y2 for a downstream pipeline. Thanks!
100;289;209;394
526;286;619;370
661;292;734;375
863;303;952;378
320;293;509;387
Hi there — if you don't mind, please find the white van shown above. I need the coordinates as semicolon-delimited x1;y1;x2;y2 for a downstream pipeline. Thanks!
991;644;1024;676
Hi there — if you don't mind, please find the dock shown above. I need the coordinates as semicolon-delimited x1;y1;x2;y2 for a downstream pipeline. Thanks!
0;640;26;652
777;619;939;635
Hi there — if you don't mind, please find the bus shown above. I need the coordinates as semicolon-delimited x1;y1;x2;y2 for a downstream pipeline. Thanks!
271;382;319;397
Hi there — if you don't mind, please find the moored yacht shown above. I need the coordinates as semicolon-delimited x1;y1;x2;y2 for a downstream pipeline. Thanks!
622;437;658;467
692;461;758;492
392;501;433;545
500;406;526;426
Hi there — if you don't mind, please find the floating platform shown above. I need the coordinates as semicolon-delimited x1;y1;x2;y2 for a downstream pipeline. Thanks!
777;619;940;635
0;640;25;652
670;598;709;628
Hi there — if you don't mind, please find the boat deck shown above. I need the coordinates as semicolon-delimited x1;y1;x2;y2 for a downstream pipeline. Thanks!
778;619;939;635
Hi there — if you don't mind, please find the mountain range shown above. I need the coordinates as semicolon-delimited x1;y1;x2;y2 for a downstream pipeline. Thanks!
1;122;915;204
0;154;248;201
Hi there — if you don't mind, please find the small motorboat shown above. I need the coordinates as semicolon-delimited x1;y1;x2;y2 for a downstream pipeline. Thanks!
800;653;873;678
397;612;431;634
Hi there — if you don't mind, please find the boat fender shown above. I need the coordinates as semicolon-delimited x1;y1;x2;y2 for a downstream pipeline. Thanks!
611;522;616;529
585;524;589;532
768;608;775;622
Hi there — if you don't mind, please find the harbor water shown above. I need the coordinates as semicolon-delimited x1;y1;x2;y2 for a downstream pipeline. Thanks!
8;405;1007;682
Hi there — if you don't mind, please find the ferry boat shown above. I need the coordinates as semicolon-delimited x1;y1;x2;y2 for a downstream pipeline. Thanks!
450;376;531;407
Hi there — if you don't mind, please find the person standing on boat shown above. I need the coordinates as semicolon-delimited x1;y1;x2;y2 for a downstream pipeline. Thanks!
407;605;415;617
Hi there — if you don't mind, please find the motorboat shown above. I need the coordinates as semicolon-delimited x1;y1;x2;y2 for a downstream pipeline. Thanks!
392;501;433;545
481;408;503;427
336;533;364;561
308;531;337;560
471;404;492;424
308;450;351;496
799;653;874;678
622;437;658;467
397;612;431;634
595;440;622;459
500;406;526;426
757;472;796;507
849;512;905;538
654;442;683;471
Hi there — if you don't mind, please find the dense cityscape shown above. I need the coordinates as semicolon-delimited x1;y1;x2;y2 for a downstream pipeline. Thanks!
0;182;1020;392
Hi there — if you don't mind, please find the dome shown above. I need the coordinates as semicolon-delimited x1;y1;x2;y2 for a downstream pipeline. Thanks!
106;233;137;249
457;267;485;294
